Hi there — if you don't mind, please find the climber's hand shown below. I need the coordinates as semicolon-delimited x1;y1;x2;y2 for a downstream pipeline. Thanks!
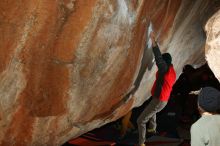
150;32;157;47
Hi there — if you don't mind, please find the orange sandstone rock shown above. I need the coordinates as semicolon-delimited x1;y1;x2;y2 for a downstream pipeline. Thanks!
0;0;219;145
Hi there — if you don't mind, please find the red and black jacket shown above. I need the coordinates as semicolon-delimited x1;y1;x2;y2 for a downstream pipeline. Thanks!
151;45;176;101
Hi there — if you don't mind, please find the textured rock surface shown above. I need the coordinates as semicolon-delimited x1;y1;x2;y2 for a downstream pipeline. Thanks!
205;9;220;81
0;0;219;145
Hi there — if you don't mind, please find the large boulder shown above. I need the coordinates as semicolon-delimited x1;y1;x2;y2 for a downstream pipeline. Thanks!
0;0;219;145
205;9;220;81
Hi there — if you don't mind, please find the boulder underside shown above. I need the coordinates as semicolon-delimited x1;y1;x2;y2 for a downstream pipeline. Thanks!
0;0;219;145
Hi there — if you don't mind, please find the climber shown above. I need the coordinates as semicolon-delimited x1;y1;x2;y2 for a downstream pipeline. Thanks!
137;31;176;146
190;87;220;146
